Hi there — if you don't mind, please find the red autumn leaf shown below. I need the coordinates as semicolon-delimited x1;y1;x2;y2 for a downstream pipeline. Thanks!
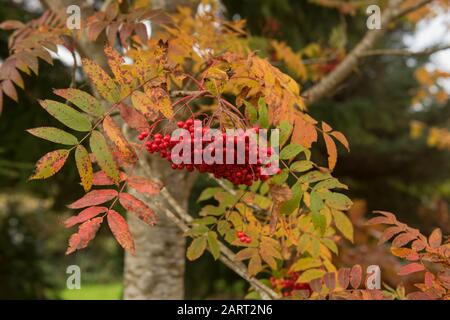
127;176;162;196
330;131;350;151
64;206;108;228
323;132;337;171
103;115;137;164
67;189;118;209
428;228;442;248
118;193;156;225
107;209;135;254
66;217;103;254
92;170;126;185
378;226;403;245
398;263;425;276
350;264;362;289
337;268;350;290
366;216;392;226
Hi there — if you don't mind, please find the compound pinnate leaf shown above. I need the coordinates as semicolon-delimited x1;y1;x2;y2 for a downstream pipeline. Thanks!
89;130;120;184
127;176;162;196
29;149;70;180
82;59;120;103
103;116;137;164
118;193;156;226
66;217;103;255
107;209;135;255
187;236;207;261
64;206;108;228
27;127;78;145
39;100;92;132
53;88;105;117
75;145;93;192
67;189;118;209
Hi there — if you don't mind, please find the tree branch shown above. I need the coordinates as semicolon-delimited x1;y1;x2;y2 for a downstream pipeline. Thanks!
361;44;450;57
303;0;435;105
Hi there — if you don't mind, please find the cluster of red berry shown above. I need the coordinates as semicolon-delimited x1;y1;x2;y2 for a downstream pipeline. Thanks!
236;231;252;244
270;272;312;297
138;118;279;186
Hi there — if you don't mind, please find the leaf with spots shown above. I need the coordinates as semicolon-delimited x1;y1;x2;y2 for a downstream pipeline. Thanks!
67;189;118;209
27;127;78;145
118;193;156;226
66;217;103;254
103;116;137;164
75;145;93;192
53;88;105;117
39;100;92;132
29;149;70;180
131;91;159;120
118;103;149;132
89;130;121;184
107;209;135;255
82;58;120;103
64;206;108;228
144;87;173;119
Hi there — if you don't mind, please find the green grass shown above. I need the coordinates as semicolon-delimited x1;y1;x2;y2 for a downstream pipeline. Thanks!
59;282;123;300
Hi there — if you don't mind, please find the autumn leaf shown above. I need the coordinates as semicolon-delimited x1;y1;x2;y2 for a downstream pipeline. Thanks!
127;176;162;196
67;189;118;209
234;247;258;261
248;253;262;276
207;231;220;260
27;127;78;145
53;88;104;117
107;209;136;254
75;145;93;192
103;116;137;164
82;59;120;103
398;263;425;276
298;269;325;283
89;130;121;184
29;149;70;180
323;132;337;171
92;170;126;185
187;236;207;261
39;100;92;132
64;206;108;228
66;217;103;254
392;233;416;248
131;91;159;119
145;87;173;119
292;114;317;148
330;131;350;151
428;228;442;248
118;193;156;226
118;103;149;131
349;264;362;289
332;209;353;242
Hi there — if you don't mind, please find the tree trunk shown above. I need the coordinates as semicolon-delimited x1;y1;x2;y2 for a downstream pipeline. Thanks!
123;156;196;299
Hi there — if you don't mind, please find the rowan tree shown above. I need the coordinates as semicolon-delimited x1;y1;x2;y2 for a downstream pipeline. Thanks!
0;0;449;299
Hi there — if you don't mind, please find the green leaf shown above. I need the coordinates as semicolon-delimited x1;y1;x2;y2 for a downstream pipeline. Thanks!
27;127;78;145
280;143;304;160
29;149;70;180
312;212;326;235
197;187;223;202
310;191;324;214
324;192;353;210
279;120;293;147
39;100;92;132
53;88;105;117
192;216;217;225
187;236;207;261
217;220;230;236
314;178;348;191
75;145;93;192
199;205;226;216
270;169;289;185
244;100;257;123
298;170;331;184
257;97;269;128
290;160;313;172
184;225;209;237
207;231;220;260
89;130;120;184
332;210;354;242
